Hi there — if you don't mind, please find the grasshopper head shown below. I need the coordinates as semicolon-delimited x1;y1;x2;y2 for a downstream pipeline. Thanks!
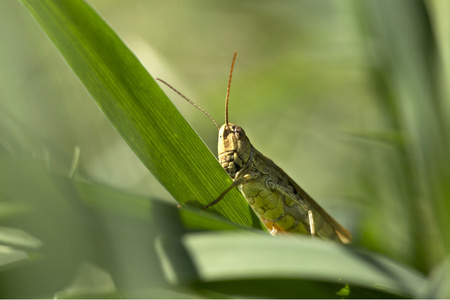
218;123;252;178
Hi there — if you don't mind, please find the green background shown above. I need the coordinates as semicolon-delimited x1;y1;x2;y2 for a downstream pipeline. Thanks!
1;0;449;298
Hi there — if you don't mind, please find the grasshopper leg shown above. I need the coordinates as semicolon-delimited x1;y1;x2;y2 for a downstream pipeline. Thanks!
203;174;250;209
308;209;316;237
270;226;278;235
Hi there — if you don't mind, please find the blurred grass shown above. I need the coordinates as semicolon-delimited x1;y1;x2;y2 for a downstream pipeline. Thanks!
353;0;450;273
1;0;450;298
17;0;262;229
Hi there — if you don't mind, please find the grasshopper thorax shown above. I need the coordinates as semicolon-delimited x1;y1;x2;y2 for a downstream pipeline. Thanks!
218;123;252;179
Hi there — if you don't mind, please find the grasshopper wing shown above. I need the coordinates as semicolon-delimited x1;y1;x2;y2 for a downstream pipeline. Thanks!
285;173;352;243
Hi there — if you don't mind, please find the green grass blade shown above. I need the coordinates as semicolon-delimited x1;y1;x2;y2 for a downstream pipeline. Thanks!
353;0;450;272
0;154;239;297
75;180;246;233
18;0;263;230
183;232;427;298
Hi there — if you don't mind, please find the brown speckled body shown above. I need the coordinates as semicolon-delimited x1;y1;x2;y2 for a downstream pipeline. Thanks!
218;123;351;243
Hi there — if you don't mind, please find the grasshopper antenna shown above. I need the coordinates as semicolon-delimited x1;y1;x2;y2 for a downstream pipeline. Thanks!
225;52;237;126
156;78;219;130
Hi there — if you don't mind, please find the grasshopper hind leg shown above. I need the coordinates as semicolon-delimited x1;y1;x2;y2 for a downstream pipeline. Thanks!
308;209;316;237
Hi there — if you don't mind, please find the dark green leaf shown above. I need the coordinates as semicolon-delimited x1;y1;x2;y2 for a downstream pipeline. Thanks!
18;0;263;231
183;232;426;298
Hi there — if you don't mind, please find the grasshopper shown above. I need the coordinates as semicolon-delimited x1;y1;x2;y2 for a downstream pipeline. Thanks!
157;53;352;243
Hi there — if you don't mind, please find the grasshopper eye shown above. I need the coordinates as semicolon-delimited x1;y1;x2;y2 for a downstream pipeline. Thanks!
234;126;245;139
